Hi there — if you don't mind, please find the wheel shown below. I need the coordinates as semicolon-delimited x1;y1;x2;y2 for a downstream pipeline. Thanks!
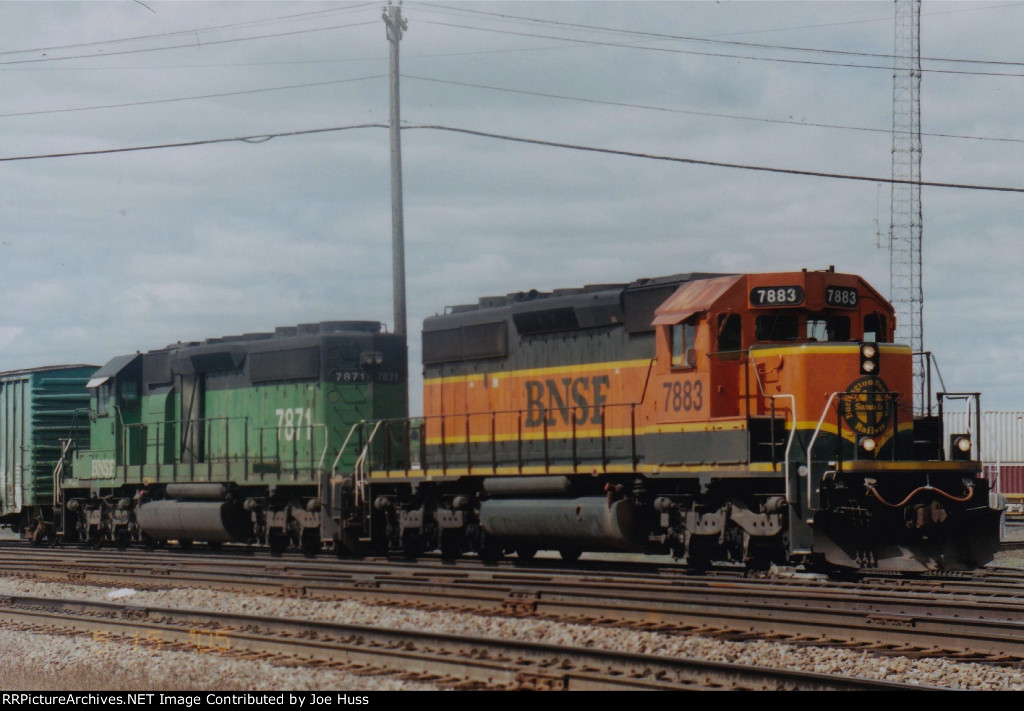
477;538;504;563
301;530;321;558
558;547;581;563
178;538;193;550
516;545;538;562
400;530;423;560
29;522;45;547
268;530;287;557
439;530;463;561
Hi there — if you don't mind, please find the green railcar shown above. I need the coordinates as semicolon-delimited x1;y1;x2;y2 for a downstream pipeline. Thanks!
58;321;407;552
0;365;95;538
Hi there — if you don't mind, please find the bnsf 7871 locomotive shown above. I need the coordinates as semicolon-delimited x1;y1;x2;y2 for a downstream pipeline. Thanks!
352;268;1001;572
0;269;1003;573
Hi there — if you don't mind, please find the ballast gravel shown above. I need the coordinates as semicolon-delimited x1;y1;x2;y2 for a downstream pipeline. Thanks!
1;559;1024;692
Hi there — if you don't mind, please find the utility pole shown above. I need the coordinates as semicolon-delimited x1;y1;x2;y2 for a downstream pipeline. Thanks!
384;1;408;337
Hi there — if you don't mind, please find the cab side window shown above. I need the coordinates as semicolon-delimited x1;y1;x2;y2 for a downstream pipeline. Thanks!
717;313;742;351
671;320;697;368
95;382;112;418
119;379;140;411
864;313;888;342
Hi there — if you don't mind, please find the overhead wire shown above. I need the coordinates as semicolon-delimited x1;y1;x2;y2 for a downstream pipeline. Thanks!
419;1;1024;69
0;3;377;59
0;75;384;119
0;20;378;67
403;74;1024;145
2;122;1022;194
417;18;1024;79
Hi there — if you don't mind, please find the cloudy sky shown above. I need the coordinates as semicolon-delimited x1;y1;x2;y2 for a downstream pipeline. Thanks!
1;0;1022;415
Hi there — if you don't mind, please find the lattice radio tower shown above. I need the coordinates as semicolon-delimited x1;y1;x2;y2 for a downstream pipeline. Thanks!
889;0;925;413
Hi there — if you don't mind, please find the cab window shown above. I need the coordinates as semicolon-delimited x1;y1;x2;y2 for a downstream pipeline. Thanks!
754;313;799;342
807;315;851;342
94;382;112;418
671;320;697;368
119;379;140;411
717;314;742;351
864;313;888;342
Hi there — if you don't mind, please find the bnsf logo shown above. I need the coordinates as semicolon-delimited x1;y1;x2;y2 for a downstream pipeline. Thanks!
524;376;610;427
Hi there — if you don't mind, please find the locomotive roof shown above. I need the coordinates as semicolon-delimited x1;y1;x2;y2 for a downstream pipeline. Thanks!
426;272;732;334
90;320;400;385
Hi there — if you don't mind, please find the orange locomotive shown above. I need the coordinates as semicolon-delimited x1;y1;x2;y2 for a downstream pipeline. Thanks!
355;268;1002;572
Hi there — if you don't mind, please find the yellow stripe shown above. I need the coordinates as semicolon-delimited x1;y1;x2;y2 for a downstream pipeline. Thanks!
750;344;910;357
425;420;913;446
368;461;783;480
425;358;653;386
424;418;749;445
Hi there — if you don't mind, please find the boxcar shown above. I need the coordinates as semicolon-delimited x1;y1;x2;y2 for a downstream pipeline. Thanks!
0;365;95;539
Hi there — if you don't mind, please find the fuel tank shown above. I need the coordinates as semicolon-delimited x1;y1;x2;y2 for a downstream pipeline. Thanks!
479;496;644;551
136;500;251;543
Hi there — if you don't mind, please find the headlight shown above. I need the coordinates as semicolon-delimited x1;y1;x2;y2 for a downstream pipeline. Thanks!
950;434;973;461
859;437;877;453
360;350;384;366
860;342;880;375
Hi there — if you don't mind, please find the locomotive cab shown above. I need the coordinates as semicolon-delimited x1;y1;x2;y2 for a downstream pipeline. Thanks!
648;269;1000;571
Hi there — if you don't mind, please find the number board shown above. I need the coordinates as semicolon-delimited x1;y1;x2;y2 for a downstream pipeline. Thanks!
825;286;858;308
750;286;804;307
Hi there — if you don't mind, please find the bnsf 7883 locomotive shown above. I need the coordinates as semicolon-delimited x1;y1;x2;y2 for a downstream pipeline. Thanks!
350;268;1001;572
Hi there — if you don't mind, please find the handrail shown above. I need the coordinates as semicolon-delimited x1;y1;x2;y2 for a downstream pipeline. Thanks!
938;391;983;462
406;400;643;476
806;391;841;511
769;394;798;505
329;421;368;475
353;421;384;507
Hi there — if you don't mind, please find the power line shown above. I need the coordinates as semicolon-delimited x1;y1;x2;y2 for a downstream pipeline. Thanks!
408;124;1024;193
0;3;377;58
0;20;378;67
404;74;1024;146
3;65;1018;148
420;1;1024;69
417;19;1024;79
3;121;1022;194
0;75;384;119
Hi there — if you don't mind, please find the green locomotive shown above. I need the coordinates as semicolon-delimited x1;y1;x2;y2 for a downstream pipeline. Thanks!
57;321;406;553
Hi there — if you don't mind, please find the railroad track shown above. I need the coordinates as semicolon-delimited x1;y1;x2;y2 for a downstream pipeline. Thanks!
3;543;1024;667
0;593;924;691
